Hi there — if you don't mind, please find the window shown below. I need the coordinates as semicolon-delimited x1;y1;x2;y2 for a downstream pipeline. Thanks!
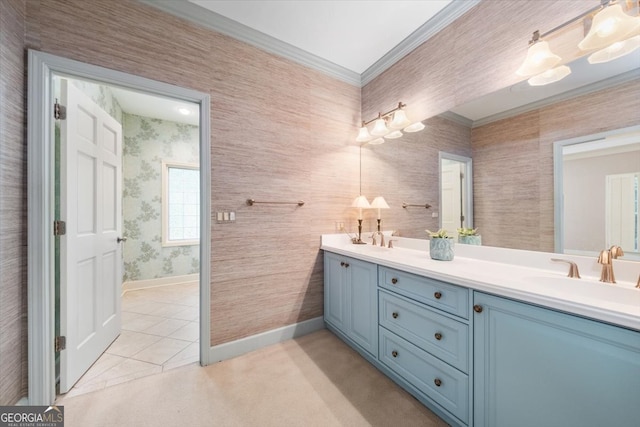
162;161;200;246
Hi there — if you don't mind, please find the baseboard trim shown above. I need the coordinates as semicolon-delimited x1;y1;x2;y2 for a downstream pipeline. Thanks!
209;316;325;363
122;273;199;293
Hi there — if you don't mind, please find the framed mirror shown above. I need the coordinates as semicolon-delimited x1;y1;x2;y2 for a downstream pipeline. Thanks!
554;125;640;260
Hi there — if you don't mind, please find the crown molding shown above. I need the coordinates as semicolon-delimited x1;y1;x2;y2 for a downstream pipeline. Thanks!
138;0;361;86
139;0;478;88
361;0;482;86
438;111;474;128
471;69;640;128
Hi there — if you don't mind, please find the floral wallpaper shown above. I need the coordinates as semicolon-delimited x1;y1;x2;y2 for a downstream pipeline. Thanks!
122;113;200;281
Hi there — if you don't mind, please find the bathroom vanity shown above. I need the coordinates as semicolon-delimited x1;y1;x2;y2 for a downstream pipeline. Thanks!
321;234;640;427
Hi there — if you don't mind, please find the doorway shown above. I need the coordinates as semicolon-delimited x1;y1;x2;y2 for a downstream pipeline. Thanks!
439;152;473;236
53;75;203;396
27;50;211;405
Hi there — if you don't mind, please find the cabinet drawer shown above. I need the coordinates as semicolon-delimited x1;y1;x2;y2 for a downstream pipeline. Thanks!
380;328;469;424
379;290;469;373
379;267;469;319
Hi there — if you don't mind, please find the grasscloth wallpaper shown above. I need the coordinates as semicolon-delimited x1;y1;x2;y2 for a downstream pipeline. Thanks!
2;0;635;404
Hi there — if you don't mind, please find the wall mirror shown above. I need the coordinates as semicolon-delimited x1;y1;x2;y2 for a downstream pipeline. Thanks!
554;126;640;260
439;152;473;236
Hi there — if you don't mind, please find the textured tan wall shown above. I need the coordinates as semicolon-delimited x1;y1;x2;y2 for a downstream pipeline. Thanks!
472;79;640;252
20;0;359;367
0;0;28;405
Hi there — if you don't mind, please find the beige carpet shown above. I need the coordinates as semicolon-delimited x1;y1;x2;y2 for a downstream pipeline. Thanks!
56;329;448;427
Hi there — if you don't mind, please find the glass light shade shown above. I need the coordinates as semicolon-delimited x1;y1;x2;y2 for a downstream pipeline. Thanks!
370;196;390;209
370;118;389;136
588;35;640;64
355;126;373;142
368;138;385;145
527;65;571;86
351;195;371;209
579;4;640;51
384;130;403;139
516;41;561;77
403;121;425;132
389;110;411;129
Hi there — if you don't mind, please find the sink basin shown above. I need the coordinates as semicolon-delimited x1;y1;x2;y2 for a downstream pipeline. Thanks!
523;275;640;306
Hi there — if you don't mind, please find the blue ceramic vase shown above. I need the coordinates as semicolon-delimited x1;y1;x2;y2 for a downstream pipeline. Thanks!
458;235;481;245
430;238;454;261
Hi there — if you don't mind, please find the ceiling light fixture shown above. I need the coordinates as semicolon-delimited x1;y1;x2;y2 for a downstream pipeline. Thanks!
516;0;639;86
177;107;191;115
355;102;425;144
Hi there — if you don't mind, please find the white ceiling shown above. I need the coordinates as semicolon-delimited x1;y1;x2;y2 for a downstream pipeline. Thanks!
189;0;453;74
112;88;200;125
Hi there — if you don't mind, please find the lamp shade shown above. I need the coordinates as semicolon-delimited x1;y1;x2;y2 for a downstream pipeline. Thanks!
370;196;390;209
404;121;425;132
371;118;389;136
527;65;571;86
368;138;385;145
516;40;561;77
356;126;373;142
389;109;411;129
351;195;371;209
588;35;640;63
384;130;403;139
578;4;640;51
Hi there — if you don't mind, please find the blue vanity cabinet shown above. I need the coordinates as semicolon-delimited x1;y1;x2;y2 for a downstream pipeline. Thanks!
323;252;378;357
473;291;640;427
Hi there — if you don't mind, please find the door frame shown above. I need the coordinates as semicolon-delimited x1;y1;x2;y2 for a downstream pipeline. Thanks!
27;50;212;405
438;152;473;231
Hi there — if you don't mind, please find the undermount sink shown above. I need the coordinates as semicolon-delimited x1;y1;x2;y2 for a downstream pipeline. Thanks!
523;275;640;306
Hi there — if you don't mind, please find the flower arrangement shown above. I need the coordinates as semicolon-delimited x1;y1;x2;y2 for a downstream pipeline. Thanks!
426;229;454;261
457;227;482;245
426;229;450;239
457;227;478;237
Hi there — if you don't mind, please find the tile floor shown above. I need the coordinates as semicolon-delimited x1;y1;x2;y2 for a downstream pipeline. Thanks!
62;282;199;398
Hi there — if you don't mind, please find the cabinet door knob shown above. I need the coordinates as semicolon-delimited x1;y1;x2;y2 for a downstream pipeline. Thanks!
391;278;398;284
434;291;442;299
392;312;399;319
392;350;398;358
344;263;349;268
473;304;483;313
434;332;442;341
340;261;345;266
434;378;442;387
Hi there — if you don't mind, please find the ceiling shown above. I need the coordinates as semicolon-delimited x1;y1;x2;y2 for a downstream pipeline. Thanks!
188;0;453;74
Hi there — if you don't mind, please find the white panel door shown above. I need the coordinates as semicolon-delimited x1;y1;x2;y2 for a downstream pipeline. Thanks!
59;80;123;393
441;161;462;236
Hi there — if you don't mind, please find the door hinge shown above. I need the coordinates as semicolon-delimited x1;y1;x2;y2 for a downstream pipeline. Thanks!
54;99;66;120
53;220;66;236
55;336;66;352
460;215;465;222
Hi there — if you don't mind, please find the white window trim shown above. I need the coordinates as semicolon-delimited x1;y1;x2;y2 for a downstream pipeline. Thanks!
162;161;200;247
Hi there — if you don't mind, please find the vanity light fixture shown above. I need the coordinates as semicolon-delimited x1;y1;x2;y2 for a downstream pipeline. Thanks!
516;0;640;86
355;102;425;144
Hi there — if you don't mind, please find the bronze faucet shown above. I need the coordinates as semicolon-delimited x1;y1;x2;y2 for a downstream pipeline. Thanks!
597;246;624;284
551;258;580;278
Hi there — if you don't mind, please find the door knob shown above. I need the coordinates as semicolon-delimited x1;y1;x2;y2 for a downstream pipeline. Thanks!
117;236;128;243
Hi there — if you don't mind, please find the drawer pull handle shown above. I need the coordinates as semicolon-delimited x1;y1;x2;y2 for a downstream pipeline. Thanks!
473;304;483;313
434;332;442;341
392;312;399;319
391;278;398;284
392;350;398;358
434;291;442;299
434;378;442;387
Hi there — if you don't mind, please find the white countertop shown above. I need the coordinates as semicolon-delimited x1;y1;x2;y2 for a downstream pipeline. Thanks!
321;234;640;332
